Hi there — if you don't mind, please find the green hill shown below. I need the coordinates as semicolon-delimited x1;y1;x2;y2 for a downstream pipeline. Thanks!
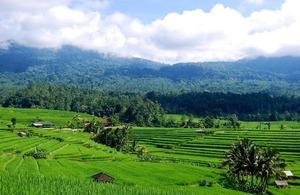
1;44;300;95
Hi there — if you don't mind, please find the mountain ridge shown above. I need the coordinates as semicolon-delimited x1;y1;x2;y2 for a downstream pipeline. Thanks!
0;44;300;95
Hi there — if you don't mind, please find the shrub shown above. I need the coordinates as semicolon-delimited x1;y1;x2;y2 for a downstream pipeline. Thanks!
24;146;48;159
138;154;161;162
198;179;213;187
199;180;207;186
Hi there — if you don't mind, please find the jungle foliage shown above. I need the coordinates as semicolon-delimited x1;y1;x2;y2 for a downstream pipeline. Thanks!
2;84;300;127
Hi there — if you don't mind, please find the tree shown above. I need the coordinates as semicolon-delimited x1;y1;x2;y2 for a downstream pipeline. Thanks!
116;125;132;151
121;97;164;127
227;114;240;130
203;116;214;128
223;138;258;191
223;138;286;194
256;147;286;192
72;115;84;128
108;114;120;126
11;117;17;128
84;120;104;134
269;111;279;121
93;125;132;152
129;140;148;156
181;115;187;127
187;114;194;127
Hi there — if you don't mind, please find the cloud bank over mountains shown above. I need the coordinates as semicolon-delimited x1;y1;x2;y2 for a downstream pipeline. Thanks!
0;0;299;64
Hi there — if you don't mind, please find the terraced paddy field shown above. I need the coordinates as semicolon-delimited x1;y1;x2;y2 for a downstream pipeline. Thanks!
132;126;300;194
132;126;300;164
0;107;97;128
0;107;299;194
0;128;249;195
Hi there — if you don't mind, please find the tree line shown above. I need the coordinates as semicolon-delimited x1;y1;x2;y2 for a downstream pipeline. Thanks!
1;84;164;126
146;91;300;121
2;84;300;127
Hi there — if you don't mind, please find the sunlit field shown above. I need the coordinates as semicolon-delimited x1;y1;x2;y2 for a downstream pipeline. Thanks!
1;107;299;194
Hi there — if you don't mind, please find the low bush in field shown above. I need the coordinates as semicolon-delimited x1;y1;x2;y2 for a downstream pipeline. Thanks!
24;147;48;159
138;154;161;162
198;179;214;187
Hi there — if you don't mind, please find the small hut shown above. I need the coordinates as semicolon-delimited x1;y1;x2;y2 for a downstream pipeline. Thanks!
32;121;54;128
83;144;91;148
101;119;111;127
91;172;115;183
275;180;288;188
18;131;27;137
283;171;293;179
196;129;204;133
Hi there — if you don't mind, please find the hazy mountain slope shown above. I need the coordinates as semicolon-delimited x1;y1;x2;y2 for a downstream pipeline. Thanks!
0;44;300;95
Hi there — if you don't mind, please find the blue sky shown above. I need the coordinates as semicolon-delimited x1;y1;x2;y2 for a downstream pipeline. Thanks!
106;0;284;23
0;0;299;63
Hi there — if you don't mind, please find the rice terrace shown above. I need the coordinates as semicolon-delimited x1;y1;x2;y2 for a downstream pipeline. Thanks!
1;107;300;195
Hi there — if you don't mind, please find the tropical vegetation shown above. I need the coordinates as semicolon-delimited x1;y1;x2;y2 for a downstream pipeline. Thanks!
223;138;286;194
2;84;300;128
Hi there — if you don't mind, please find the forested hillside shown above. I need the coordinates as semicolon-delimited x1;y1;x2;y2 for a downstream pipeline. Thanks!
1;44;300;95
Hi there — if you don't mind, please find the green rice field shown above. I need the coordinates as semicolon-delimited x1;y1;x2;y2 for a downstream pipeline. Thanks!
1;107;300;194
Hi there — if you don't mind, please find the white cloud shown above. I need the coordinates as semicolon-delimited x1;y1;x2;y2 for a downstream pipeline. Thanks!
0;0;300;63
0;0;70;12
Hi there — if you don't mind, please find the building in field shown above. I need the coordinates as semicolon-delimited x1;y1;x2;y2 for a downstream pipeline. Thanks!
18;131;27;137
91;172;115;183
283;171;293;179
32;121;54;128
196;129;204;133
101;119;111;127
275;180;288;188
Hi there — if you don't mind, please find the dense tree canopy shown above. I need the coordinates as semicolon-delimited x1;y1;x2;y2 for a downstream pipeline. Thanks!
1;84;165;126
2;84;300;125
147;91;300;121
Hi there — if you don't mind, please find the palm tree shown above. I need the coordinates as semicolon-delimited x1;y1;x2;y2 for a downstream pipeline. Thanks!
244;141;258;190
223;138;258;191
257;147;286;192
224;138;286;194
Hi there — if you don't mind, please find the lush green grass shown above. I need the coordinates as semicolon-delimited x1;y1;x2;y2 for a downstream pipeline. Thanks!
0;107;98;128
240;121;300;130
0;172;249;195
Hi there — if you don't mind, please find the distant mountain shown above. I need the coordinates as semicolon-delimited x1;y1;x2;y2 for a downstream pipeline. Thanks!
0;43;165;73
0;44;300;95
